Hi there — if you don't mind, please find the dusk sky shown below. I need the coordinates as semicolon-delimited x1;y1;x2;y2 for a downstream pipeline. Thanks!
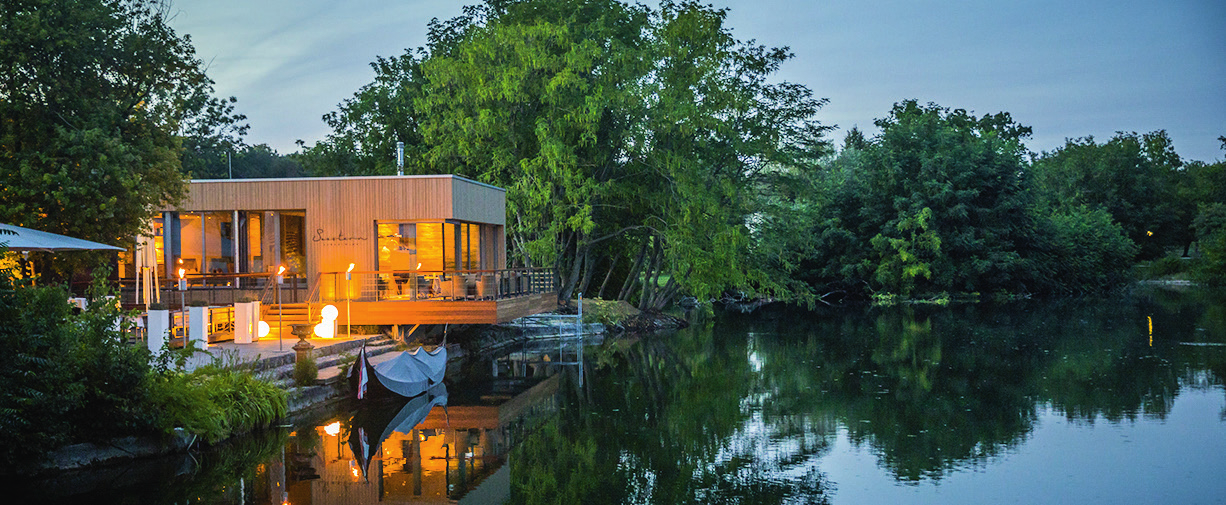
170;0;1226;162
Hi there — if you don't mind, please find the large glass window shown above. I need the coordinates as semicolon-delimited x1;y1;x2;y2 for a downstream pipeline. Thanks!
280;211;305;274
202;212;235;274
242;211;264;273
416;223;445;272
377;223;418;271
176;212;202;274
377;221;486;273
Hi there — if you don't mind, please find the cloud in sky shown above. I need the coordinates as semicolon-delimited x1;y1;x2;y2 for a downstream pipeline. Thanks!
171;0;1226;161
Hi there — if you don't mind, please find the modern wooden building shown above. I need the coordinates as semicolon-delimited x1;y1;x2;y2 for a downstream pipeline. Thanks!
127;175;555;328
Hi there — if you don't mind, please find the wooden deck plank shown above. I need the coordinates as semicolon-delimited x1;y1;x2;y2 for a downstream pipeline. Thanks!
340;293;557;325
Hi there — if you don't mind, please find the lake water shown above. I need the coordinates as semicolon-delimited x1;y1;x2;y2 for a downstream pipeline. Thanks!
17;287;1226;504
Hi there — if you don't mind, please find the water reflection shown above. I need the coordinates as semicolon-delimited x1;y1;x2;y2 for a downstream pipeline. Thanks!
505;288;1226;504
16;289;1226;504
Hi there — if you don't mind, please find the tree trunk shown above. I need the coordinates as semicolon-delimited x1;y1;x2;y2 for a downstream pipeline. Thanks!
597;255;618;299
576;250;597;297
618;239;649;302
557;232;586;303
638;235;663;310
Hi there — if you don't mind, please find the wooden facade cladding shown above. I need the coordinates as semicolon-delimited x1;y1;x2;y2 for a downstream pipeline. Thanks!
167;175;507;283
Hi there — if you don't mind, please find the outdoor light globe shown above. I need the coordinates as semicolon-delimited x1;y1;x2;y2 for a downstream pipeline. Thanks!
314;321;334;339
315;304;339;339
258;320;270;339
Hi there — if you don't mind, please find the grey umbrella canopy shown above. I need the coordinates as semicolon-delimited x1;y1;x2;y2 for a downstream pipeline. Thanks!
0;223;124;252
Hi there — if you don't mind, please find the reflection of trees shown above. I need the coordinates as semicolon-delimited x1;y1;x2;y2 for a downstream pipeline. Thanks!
509;291;1226;501
509;327;831;504
742;294;1226;481
747;307;1041;481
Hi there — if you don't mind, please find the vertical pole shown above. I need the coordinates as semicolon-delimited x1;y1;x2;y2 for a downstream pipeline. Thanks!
346;272;352;338
277;271;284;351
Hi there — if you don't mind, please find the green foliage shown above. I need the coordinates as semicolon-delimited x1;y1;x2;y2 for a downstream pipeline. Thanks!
145;365;288;444
0;268;153;467
1192;203;1226;285
0;266;286;467
869;207;941;296
1145;255;1191;278
293;356;319;387
1;0;244;255
305;0;830;310
761;100;1040;300
1029;206;1139;292
1032;131;1183;259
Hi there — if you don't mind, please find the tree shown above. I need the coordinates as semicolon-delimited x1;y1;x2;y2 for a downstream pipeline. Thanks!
0;0;241;252
774;101;1036;297
307;0;832;309
1032;131;1183;259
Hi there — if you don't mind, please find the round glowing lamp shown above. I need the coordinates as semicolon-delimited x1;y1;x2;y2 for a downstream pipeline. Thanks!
314;304;339;339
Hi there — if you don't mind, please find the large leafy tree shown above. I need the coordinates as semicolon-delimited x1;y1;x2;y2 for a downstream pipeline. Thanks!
765;101;1037;298
1032;131;1183;259
0;0;241;249
310;0;829;309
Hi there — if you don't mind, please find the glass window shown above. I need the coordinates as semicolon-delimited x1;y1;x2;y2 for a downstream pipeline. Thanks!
244;211;263;273
416;223;444;272
377;223;418;271
280;211;305;274
203;211;235;274
176;212;202;274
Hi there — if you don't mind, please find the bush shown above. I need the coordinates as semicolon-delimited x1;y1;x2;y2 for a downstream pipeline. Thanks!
0;268;287;468
1144;255;1190;278
0;270;156;467
1193;203;1226;285
1031;206;1139;293
145;367;288;444
293;357;318;387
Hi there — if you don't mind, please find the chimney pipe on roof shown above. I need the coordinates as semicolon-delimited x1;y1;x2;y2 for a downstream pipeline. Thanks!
396;141;404;176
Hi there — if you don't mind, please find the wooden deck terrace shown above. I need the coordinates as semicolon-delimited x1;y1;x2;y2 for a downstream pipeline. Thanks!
119;268;559;325
311;268;558;325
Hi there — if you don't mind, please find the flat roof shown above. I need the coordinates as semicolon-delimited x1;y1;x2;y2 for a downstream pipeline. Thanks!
188;174;506;193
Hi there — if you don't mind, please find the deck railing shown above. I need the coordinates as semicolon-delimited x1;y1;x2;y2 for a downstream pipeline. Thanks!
314;268;556;303
116;271;306;307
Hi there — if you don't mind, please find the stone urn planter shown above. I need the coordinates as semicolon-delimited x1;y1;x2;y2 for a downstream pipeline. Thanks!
290;323;315;363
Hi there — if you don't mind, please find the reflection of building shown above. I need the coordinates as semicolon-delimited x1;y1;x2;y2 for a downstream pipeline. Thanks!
123;175;555;327
280;374;562;504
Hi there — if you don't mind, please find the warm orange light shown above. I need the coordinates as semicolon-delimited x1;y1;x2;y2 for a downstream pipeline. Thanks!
1146;230;1154;236
324;421;341;436
178;268;185;279
347;263;355;273
277;265;286;275
314;305;338;338
351;467;360;478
